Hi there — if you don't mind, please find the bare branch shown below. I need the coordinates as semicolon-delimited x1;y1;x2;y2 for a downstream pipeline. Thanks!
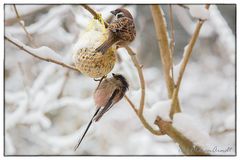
125;46;145;115
151;5;173;95
4;35;79;72
57;71;70;98
124;95;138;114
169;5;175;56
169;5;175;86
17;62;30;95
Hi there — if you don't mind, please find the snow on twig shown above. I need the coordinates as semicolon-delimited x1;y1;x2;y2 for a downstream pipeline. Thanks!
209;5;235;62
189;5;210;20
172;113;212;150
5;33;79;72
6;5;71;35
173;5;214;38
6;96;28;130
144;100;172;126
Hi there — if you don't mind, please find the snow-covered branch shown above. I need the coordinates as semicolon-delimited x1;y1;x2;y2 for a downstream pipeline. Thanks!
81;5;109;28
4;34;79;72
154;115;210;155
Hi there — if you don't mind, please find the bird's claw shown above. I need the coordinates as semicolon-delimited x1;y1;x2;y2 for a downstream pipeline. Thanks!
94;75;107;82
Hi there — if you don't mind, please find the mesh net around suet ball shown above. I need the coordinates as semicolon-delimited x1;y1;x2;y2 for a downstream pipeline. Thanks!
73;18;116;78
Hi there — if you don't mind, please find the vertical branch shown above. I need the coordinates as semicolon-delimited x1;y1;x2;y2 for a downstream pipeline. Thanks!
169;4;175;85
151;5;181;118
57;71;70;98
169;5;175;56
150;5;173;95
17;62;30;95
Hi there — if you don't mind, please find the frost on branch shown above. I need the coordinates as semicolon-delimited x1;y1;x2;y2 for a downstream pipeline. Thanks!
223;114;235;130
6;33;64;62
209;5;235;63
170;63;181;84
173;5;213;38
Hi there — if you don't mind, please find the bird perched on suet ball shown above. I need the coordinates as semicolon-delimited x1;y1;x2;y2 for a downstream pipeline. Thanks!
95;8;136;54
73;19;116;78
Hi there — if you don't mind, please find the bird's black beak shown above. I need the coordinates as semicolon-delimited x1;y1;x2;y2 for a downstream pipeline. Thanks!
110;10;117;15
112;73;116;77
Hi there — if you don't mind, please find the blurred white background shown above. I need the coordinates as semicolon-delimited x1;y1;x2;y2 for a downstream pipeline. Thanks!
4;4;235;155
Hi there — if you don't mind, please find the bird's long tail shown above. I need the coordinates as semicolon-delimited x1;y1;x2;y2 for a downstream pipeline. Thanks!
74;108;101;151
95;36;117;54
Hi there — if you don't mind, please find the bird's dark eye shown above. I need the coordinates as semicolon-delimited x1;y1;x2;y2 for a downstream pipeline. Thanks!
116;12;124;18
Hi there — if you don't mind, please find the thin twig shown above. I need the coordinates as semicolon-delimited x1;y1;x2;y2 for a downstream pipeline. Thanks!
81;5;109;28
124;95;138;114
125;46;145;115
17;61;30;95
57;71;70;98
170;4;210;117
4;35;79;72
151;5;181;118
169;5;175;85
13;4;34;46
5;5;52;26
169;5;175;56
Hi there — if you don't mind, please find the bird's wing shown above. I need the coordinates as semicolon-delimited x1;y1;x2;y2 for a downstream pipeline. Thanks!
94;89;120;122
109;17;129;31
108;17;135;41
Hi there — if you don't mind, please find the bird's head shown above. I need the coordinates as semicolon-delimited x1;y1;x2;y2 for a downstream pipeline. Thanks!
110;8;133;20
112;73;129;91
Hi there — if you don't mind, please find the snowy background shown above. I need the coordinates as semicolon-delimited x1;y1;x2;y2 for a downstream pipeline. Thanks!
4;5;235;155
